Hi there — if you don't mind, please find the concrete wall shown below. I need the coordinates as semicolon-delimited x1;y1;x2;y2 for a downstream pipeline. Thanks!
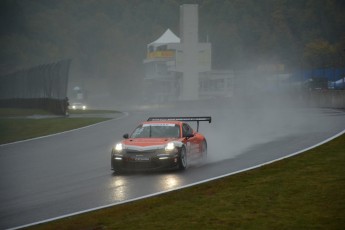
306;91;345;109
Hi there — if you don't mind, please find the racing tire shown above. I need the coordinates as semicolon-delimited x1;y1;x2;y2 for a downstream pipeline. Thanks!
111;157;122;175
178;147;188;170
111;167;123;175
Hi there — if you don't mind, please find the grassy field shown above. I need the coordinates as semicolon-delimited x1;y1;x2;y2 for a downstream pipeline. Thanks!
0;108;54;117
25;133;345;230
0;108;113;144
68;109;119;115
0;108;119;116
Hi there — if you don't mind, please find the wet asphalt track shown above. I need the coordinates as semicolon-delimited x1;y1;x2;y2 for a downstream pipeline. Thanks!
0;107;344;229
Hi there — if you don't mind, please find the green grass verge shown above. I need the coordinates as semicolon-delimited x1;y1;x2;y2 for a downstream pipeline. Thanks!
69;109;119;114
0;118;110;144
26;133;345;230
0;108;119;144
0;108;119;117
0;108;54;117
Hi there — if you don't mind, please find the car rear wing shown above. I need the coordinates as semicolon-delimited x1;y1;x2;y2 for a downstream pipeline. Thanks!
147;116;211;132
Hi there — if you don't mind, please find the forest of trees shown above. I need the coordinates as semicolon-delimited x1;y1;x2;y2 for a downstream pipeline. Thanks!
1;0;344;97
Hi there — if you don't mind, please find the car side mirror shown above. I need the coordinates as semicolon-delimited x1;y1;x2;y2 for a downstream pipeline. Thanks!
123;133;129;139
184;133;194;139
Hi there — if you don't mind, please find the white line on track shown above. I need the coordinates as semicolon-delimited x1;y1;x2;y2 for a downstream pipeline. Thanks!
0;112;129;147
9;128;345;230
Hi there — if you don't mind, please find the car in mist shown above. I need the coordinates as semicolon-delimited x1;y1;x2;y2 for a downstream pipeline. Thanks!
111;116;211;173
70;102;87;110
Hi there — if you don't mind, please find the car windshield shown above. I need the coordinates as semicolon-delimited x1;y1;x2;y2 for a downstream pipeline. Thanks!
131;124;180;138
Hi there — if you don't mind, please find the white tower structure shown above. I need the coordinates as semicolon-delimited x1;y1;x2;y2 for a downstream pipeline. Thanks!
179;4;199;100
143;4;233;102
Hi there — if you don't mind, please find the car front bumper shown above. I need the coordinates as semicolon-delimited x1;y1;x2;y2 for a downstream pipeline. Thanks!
111;153;180;172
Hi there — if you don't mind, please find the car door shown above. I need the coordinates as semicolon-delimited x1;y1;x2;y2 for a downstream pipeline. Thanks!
182;123;198;159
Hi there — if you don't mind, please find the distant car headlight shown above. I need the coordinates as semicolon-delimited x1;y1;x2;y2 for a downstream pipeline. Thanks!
72;105;76;109
115;143;123;151
165;142;175;151
82;105;86;110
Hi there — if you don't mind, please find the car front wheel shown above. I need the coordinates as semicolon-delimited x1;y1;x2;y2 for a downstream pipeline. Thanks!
178;147;188;170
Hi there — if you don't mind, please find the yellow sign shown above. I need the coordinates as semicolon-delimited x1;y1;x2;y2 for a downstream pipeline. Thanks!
148;51;175;59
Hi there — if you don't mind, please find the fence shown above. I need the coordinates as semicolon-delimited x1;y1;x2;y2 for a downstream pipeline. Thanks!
0;59;71;114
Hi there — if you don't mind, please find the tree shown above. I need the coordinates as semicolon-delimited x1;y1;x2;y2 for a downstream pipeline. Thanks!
303;39;336;68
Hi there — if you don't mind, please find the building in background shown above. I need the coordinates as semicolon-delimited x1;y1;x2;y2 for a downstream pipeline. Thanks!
143;4;234;102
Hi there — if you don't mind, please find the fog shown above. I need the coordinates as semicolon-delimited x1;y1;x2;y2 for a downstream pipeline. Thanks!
136;75;330;164
1;1;344;162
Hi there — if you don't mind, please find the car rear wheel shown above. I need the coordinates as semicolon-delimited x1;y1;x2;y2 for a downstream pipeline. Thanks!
178;147;187;170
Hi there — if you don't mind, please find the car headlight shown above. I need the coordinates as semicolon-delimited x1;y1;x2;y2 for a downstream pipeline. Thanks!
72;105;76;109
115;143;123;151
165;142;175;151
82;105;86;110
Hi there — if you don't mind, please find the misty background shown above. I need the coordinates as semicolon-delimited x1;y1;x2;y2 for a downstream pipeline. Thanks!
1;0;344;106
